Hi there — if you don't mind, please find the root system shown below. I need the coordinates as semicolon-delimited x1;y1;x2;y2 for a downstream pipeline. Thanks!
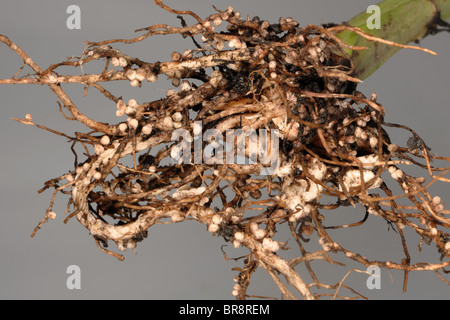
2;1;450;299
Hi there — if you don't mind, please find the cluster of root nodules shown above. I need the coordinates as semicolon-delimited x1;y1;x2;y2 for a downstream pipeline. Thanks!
28;4;450;299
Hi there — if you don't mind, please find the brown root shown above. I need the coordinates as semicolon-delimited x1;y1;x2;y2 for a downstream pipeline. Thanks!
2;1;449;300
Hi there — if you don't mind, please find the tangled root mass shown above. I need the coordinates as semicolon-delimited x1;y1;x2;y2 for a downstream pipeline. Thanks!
13;3;449;299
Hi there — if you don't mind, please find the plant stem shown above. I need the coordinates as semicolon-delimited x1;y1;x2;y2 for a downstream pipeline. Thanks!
338;0;450;80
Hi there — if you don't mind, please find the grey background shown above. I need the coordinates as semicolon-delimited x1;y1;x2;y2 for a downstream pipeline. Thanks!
0;0;449;300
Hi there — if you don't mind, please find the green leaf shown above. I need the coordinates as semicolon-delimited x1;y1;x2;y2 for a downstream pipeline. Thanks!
338;0;450;80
